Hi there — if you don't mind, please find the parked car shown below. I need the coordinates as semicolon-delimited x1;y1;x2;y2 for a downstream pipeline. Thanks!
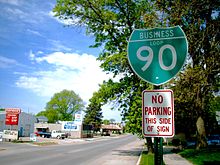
35;130;67;139
51;130;66;139
207;134;220;145
34;131;51;138
186;140;196;147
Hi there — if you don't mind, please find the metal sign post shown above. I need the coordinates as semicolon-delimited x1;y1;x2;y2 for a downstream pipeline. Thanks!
143;88;174;165
154;137;163;165
153;86;163;165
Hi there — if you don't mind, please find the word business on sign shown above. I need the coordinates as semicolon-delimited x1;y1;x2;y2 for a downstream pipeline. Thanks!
142;90;174;137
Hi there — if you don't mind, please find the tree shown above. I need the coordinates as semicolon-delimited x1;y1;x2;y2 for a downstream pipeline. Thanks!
156;0;220;149
53;0;159;153
54;0;219;151
109;118;116;124
36;109;59;123
37;89;84;123
103;119;110;125
83;91;103;131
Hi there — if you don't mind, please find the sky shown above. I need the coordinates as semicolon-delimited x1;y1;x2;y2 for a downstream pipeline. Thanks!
0;0;121;122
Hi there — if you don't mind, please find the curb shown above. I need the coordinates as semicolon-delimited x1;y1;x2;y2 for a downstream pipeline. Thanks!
136;146;145;165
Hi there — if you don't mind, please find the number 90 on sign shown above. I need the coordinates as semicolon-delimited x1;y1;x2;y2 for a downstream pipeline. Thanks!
137;44;177;71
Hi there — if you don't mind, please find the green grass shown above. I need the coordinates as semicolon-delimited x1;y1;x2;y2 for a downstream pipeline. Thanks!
32;141;58;146
139;151;154;165
12;139;58;146
179;148;220;165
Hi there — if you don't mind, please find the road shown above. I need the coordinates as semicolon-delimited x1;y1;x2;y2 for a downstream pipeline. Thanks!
0;134;143;165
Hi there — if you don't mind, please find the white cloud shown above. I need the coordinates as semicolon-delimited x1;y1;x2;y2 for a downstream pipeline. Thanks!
0;0;22;6
3;7;27;21
0;55;22;68
48;40;72;52
48;11;81;26
1;3;49;25
27;29;44;37
16;52;112;103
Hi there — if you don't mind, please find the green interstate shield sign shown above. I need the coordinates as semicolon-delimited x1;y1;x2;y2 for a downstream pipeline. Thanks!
127;26;188;85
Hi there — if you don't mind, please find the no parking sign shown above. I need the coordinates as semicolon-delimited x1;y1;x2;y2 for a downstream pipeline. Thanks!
142;90;174;137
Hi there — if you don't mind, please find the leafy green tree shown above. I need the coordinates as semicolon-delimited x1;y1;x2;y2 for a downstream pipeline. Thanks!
83;91;103;131
109;118;116;124
156;0;220;149
54;0;219;151
37;89;84;123
36;109;59;123
103;119;110;125
206;96;220;133
53;0;159;153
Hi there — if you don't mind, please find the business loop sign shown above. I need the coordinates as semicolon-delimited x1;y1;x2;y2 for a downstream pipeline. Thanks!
127;26;188;85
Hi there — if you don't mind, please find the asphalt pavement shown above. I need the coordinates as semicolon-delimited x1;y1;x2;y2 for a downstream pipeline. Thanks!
92;137;144;165
0;134;144;165
0;135;194;165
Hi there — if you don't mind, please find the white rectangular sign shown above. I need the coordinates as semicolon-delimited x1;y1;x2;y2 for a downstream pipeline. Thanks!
142;89;174;137
0;132;3;142
61;121;79;131
3;130;18;140
74;113;82;124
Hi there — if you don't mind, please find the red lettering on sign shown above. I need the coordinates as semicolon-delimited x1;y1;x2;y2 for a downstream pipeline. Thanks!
152;95;163;104
144;106;171;115
157;126;169;132
147;126;154;132
145;118;156;124
159;118;171;124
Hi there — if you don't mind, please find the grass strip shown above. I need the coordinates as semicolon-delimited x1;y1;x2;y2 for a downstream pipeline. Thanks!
12;140;57;146
139;151;154;165
179;148;220;165
32;142;58;146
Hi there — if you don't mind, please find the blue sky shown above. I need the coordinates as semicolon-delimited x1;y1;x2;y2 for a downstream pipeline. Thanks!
0;0;121;122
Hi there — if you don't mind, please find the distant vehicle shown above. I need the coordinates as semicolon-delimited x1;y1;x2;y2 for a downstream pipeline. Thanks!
35;130;67;139
186;140;196;147
207;134;220;145
51;130;66;139
35;131;51;138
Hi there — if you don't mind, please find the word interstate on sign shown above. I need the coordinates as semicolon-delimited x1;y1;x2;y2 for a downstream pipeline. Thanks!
142;90;174;137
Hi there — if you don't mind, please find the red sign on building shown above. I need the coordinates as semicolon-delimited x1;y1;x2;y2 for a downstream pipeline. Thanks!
5;108;21;125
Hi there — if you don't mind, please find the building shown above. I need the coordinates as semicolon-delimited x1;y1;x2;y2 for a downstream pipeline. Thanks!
0;110;36;137
100;124;122;135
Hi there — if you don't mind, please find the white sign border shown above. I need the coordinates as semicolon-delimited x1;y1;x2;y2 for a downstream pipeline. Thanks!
142;89;174;137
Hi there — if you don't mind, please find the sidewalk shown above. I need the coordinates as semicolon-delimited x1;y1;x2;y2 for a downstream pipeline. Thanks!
163;146;193;165
91;137;144;165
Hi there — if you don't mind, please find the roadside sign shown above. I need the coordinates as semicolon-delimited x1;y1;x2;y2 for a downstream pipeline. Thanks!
30;133;37;142
142;90;174;137
61;121;79;131
2;130;18;140
5;108;21;114
0;132;2;142
128;26;188;85
5;108;21;125
74;113;82;125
